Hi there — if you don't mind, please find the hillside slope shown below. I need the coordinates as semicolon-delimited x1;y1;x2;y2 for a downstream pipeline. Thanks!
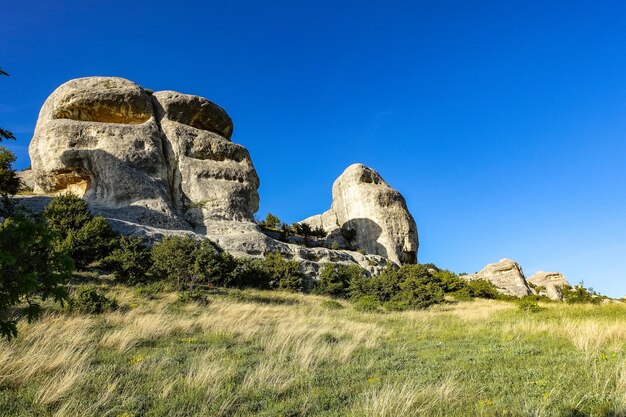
1;286;625;416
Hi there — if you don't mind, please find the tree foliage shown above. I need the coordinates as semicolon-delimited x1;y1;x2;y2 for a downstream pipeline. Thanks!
99;237;152;285
315;263;367;298
293;222;313;246
260;212;281;229
562;283;601;304
44;194;117;268
150;236;239;290
262;252;304;291
0;215;73;339
0;67;74;340
69;285;117;314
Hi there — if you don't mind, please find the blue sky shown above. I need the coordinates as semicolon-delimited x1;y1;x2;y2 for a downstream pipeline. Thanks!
2;1;625;296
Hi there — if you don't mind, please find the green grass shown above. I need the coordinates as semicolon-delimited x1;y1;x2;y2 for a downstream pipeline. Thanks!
1;285;625;416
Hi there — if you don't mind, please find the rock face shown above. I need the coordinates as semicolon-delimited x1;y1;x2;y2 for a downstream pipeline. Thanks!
301;164;418;265
28;77;186;230
463;259;531;298
152;91;260;230
28;77;260;232
528;271;569;301
26;76;409;281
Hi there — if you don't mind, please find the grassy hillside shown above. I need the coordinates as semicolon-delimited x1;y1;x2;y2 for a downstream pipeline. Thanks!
1;284;625;417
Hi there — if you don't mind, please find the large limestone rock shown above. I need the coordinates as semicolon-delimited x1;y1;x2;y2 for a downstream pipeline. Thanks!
152;91;259;230
463;259;531;298
28;77;187;230
28;77;261;231
25;76;393;282
528;271;570;301
301;164;418;265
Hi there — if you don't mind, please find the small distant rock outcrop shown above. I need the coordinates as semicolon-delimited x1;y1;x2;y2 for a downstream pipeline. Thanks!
528;271;569;301
22;76;420;280
300;164;419;265
463;259;532;298
463;260;571;300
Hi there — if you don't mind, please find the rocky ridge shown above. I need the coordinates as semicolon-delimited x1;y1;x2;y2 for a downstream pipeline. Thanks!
463;259;570;300
22;76;419;280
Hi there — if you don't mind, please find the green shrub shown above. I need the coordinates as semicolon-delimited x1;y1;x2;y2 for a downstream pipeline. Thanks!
0;146;20;198
229;257;272;289
178;289;211;305
69;285;117;314
262;252;303;292
562;284;601;304
260;213;281;229
349;264;401;302
467;279;500;299
383;300;410;311
395;277;444;309
192;240;238;287
150;236;198;288
0;214;73;339
522;293;551;302
450;287;473;301
315;263;366;298
518;297;544;313
150;236;236;290
353;296;381;312
349;263;458;310
99;237;152;284
434;269;468;293
312;225;327;238
320;300;344;310
331;242;340;250
133;281;169;299
44;194;117;268
43;193;92;233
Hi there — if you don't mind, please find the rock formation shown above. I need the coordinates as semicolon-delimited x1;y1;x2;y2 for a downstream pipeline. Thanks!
300;164;418;265
28;77;188;230
463;259;531;298
152;91;259;228
528;271;569;301
24;76;414;280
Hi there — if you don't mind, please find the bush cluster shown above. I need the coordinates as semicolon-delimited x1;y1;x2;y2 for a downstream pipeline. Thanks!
562;283;602;304
518;297;544;313
106;235;304;293
313;263;511;312
69;285;118;314
0;213;73;339
44;194;117;269
348;264;445;310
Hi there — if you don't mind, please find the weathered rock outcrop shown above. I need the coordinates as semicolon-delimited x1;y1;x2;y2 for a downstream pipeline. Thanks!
152;91;260;229
25;76;410;281
28;77;188;230
463;259;532;298
301;164;418;265
528;271;569;301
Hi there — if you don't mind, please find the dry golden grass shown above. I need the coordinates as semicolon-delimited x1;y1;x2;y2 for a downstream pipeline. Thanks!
1;287;625;416
354;377;460;417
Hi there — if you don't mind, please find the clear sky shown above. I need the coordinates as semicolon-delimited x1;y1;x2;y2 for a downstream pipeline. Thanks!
2;1;625;297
